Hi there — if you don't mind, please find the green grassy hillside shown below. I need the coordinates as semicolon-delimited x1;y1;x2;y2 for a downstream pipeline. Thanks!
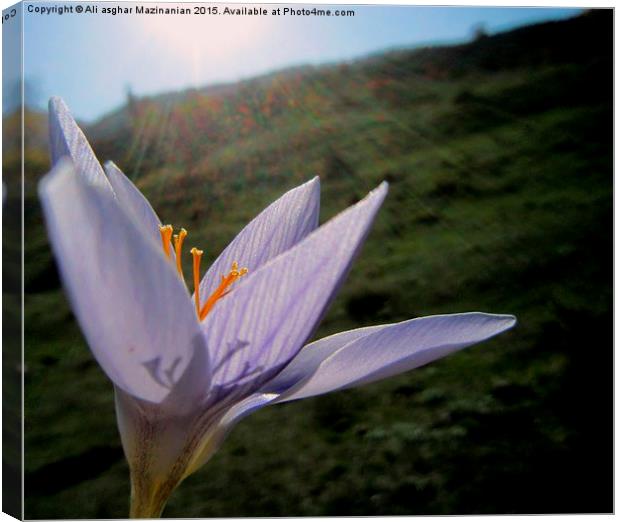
18;10;612;517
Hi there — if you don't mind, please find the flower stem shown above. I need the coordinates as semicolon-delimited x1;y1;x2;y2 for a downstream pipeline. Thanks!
129;495;167;518
129;472;174;519
129;489;168;519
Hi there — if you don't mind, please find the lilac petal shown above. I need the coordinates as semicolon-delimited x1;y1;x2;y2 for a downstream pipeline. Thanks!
48;97;113;193
39;160;210;404
275;312;517;403
104;161;163;245
262;325;386;394
113;341;213;487
199;312;515;457
202;182;388;390
199;177;321;303
183;392;280;475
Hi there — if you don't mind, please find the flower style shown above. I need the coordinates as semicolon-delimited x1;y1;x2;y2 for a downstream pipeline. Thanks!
39;97;516;518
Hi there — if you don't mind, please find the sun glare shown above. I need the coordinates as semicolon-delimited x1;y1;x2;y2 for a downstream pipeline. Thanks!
137;12;274;85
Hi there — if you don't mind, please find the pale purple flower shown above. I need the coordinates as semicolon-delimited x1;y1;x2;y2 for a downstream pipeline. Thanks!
39;97;516;518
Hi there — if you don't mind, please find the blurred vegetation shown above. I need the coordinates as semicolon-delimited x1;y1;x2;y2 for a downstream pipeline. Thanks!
3;105;24;519
14;10;612;517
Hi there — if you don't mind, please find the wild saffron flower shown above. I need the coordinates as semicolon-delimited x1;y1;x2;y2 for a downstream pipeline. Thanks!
39;97;516;518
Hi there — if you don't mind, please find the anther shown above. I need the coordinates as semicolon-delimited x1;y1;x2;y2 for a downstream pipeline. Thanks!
159;225;173;258
173;228;187;278
160;225;247;320
191;247;203;316
199;261;249;320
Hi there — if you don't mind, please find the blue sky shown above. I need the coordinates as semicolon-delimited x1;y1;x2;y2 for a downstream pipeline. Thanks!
21;3;582;122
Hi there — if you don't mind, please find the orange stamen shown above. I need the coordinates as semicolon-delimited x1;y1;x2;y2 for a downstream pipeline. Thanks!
158;225;173;258
159;225;247;320
191;247;203;316
199;262;248;320
173;228;188;278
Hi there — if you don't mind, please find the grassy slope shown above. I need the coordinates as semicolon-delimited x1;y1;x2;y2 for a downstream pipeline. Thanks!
21;10;611;517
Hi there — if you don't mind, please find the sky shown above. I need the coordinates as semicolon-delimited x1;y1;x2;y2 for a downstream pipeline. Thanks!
18;2;582;122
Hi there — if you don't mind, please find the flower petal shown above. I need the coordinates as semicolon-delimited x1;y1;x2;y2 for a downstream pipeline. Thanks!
262;325;386;394
104;161;162;245
39;160;210;404
275;312;517;402
182;392;280;476
199;177;321;302
48;97;113;192
195;312;515;466
202;182;388;393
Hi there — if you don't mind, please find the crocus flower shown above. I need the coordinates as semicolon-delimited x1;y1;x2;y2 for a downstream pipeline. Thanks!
39;97;516;518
